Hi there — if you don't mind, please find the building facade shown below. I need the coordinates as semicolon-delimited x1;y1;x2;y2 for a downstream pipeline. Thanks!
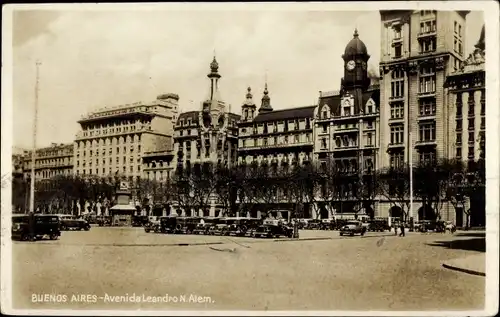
74;93;178;181
22;143;74;181
445;25;486;227
314;29;381;220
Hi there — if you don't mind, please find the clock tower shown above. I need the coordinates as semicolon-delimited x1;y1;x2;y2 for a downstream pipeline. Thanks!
341;29;371;113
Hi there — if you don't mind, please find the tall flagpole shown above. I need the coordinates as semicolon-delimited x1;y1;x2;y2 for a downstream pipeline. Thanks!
409;131;414;221
29;61;41;214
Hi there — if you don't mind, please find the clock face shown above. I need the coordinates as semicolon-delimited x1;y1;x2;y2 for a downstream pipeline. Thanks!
346;60;356;71
361;61;367;70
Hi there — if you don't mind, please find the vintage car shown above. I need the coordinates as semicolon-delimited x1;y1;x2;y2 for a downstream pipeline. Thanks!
339;221;367;236
228;218;262;236
144;217;162;233
253;223;294;238
58;215;91;231
319;219;336;230
367;220;390;232
209;222;231;236
160;216;200;234
193;217;219;235
97;216;112;227
132;215;149;227
12;214;61;241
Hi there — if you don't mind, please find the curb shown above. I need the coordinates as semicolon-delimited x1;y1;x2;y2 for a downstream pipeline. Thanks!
272;237;333;242
442;263;486;277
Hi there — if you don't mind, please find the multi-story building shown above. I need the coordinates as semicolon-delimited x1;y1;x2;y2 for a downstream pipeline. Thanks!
74;93;178;181
237;85;316;219
238;85;315;167
445;25;485;227
168;57;240;217
378;10;471;221
314;29;381;220
172;57;240;174
22;143;74;180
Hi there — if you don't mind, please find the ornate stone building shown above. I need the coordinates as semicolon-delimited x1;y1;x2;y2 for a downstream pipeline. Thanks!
22;143;74;180
172;57;240;172
314;29;381;219
377;10;471;221
74;93;178;181
238;85;315;167
445;25;486;227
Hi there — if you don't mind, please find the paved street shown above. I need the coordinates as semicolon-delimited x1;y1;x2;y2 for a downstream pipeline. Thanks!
12;227;485;311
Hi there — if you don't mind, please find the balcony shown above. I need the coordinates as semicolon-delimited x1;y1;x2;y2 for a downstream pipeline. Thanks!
417;30;437;38
415;139;437;147
418;91;436;98
417;113;436;121
333;144;359;152
389;96;405;102
388;117;405;124
333;126;358;134
388;143;404;149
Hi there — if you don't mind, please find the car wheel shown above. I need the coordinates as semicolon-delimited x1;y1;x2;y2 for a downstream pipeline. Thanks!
50;234;59;240
350;232;354;236
340;232;343;236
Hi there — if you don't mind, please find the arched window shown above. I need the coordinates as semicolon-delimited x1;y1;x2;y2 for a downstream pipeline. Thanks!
322;104;331;119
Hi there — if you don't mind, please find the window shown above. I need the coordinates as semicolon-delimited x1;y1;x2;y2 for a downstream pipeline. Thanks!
393;26;401;39
390;152;404;168
391;69;404;98
468;132;475;143
284;136;288;144
242;140;246;147
419;99;436;116
459;24;462;37
454;21;457;34
481;117;485;129
468;119;475;131
419;122;436;141
321;138;327;149
456;133;462;144
264;138;268;146
419;151;436;164
456;97;463;117
367;121;373;129
420;38;436;53
322;124;328;133
274;137;278;145
366;133;373;146
456;147;462;159
366;102;373;114
456;119;462;130
419;76;436;93
294;135;299;143
335;137;341;147
420;20;436;33
394;43;402;58
468;146;475;159
481;97;485;115
391;102;404;119
390;125;404;144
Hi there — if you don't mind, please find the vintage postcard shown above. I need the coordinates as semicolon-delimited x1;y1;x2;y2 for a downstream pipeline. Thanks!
1;1;499;316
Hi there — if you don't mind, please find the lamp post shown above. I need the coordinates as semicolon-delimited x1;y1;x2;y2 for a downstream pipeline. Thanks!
29;61;41;214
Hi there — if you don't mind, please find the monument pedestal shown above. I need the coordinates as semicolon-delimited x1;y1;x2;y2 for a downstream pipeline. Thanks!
110;182;135;227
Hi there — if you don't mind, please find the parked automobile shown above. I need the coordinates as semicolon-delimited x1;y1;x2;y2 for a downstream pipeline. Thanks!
320;219;336;230
144;217;162;233
58;215;91;231
367;220;390;232
12;214;61;241
340;221;367;236
253;223;294;238
209;218;231;236
160;216;200;234
228;217;262;236
96;216;112;226
306;219;322;230
132;215;149;227
445;221;457;233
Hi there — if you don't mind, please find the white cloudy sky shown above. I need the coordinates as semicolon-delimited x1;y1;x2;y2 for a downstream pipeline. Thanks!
11;7;484;149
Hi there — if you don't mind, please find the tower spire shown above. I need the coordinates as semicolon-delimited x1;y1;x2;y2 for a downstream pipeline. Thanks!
259;74;273;113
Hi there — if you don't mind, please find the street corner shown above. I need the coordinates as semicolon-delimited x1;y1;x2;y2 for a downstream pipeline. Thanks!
442;253;486;277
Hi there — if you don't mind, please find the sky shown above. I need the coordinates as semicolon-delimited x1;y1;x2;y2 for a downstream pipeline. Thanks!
11;7;484;149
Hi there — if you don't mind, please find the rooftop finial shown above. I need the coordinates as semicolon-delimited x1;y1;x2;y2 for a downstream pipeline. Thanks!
353;28;359;38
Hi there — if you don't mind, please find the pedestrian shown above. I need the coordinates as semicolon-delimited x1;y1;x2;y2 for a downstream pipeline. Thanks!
394;223;398;236
28;211;35;241
399;222;405;237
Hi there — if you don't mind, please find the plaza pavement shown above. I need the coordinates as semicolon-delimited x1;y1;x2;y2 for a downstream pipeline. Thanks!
10;227;485;311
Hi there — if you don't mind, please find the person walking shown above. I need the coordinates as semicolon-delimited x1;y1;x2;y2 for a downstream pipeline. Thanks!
394;223;398;236
399;222;406;237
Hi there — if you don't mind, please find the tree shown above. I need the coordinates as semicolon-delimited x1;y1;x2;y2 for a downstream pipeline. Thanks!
379;165;411;221
171;166;196;216
289;162;321;220
191;162;217;217
414;158;459;221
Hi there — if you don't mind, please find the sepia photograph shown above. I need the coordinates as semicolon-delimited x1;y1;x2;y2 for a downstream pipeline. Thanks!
1;2;499;315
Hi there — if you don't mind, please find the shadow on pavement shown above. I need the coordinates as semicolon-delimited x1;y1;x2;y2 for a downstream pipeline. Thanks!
427;237;485;252
453;232;486;238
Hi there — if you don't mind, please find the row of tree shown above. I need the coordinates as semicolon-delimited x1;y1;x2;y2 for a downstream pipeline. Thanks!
12;158;485;223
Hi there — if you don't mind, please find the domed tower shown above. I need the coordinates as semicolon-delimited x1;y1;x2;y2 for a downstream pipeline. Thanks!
241;87;256;121
341;29;371;114
259;82;273;113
